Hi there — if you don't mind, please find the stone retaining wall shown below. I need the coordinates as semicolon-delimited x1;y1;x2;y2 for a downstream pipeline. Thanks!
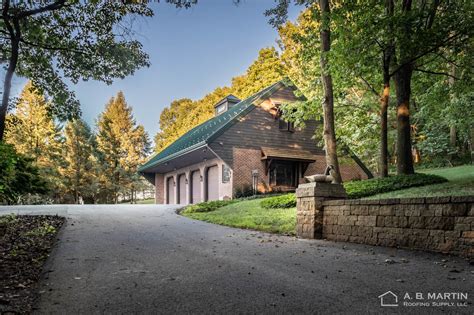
321;196;473;257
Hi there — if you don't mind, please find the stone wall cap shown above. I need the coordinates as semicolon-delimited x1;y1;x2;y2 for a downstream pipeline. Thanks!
450;196;474;203
296;182;348;198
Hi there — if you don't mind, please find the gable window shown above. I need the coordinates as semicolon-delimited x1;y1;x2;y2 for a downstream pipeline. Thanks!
215;104;226;116
278;118;295;132
275;106;295;132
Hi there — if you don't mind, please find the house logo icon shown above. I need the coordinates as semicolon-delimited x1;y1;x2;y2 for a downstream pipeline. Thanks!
378;291;399;307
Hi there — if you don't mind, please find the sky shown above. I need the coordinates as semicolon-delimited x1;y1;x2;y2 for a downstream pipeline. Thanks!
7;0;301;143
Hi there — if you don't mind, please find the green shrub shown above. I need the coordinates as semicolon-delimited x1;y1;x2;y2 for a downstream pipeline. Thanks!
344;173;447;199
260;194;296;209
0;142;48;204
182;199;237;214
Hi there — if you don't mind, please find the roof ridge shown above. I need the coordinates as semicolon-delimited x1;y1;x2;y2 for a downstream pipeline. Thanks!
139;79;286;172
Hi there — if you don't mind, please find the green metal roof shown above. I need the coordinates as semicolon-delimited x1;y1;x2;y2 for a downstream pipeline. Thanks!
139;80;285;173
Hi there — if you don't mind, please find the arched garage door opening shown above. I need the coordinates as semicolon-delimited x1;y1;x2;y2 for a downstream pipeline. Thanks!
190;170;201;204
166;177;175;204
205;165;219;201
177;174;186;204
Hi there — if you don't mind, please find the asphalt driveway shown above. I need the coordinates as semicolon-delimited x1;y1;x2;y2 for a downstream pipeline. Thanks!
1;205;472;314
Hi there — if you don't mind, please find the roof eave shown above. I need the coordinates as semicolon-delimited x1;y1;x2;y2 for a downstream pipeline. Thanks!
138;141;207;173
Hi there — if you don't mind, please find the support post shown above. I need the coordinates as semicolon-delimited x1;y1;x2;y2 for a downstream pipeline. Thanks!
296;182;347;239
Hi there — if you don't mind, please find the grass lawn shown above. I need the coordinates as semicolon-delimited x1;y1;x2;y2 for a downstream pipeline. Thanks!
365;165;474;199
182;198;296;235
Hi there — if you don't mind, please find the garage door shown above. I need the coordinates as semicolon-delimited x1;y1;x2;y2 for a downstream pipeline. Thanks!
166;177;175;204
178;174;186;204
206;165;219;201
191;170;201;204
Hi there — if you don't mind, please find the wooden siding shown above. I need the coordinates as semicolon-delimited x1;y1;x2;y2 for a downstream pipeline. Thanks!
209;86;323;169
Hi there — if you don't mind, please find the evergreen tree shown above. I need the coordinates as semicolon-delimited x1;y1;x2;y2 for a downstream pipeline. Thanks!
5;81;63;193
59;119;99;204
96;91;150;203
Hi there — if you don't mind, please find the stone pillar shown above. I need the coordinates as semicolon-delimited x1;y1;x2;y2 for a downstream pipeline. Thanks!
296;182;347;239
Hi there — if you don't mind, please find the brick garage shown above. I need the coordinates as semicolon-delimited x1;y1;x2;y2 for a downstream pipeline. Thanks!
321;196;473;257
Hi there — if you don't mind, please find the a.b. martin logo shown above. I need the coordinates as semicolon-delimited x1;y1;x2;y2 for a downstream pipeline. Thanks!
378;291;399;307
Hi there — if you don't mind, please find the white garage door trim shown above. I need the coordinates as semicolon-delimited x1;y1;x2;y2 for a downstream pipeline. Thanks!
177;173;186;204
166;176;175;204
206;165;219;202
191;170;201;204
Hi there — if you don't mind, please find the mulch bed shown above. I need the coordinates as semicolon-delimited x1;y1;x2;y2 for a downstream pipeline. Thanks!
0;215;65;314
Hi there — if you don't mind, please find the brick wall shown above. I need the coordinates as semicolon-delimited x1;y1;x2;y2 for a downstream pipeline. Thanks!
304;156;368;182
321;196;473;257
232;147;268;195
155;174;164;204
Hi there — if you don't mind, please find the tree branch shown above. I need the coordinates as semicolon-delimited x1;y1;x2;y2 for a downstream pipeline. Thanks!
19;38;85;55
389;32;465;77
16;0;67;19
358;76;379;97
414;67;460;79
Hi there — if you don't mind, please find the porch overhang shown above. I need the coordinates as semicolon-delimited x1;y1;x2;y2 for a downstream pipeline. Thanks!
261;147;317;163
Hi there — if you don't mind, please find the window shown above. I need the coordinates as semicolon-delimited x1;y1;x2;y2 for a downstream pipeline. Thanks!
275;106;295;132
215;104;226;115
269;161;297;187
278;118;295;132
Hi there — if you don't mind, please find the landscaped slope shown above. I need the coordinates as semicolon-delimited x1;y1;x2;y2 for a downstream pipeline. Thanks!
365;165;474;199
182;198;296;235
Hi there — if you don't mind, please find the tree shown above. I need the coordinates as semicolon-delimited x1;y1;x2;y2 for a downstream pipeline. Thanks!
0;1;154;141
0;142;48;204
270;0;473;175
231;47;286;98
267;1;343;182
318;0;342;183
59;119;99;204
96;91;150;203
5;81;63;190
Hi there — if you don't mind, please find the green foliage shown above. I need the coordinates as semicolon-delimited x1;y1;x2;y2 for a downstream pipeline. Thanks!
365;165;474;199
233;184;255;199
1;1;154;122
260;194;296;209
25;223;57;237
182;199;237;214
0;142;48;204
275;1;473;173
96;91;151;203
344;173;447;199
59;119;100;203
5;82;63;191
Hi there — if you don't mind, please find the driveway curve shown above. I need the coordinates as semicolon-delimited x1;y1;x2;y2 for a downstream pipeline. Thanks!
2;205;472;314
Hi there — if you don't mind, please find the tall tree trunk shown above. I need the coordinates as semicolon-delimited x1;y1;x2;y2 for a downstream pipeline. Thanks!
380;80;390;177
448;64;456;160
1;5;20;142
393;63;415;175
318;0;342;184
380;0;394;178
